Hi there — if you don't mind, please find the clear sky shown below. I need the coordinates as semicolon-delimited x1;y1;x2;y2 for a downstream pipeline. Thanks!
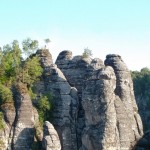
0;0;150;70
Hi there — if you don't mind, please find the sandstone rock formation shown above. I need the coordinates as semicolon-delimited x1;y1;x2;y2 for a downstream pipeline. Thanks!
42;121;61;150
0;102;15;149
0;49;144;150
56;50;104;147
43;65;78;150
12;83;36;150
81;66;119;150
36;49;79;150
56;51;143;150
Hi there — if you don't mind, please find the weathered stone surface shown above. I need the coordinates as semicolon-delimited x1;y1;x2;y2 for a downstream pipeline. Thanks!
81;66;119;150
0;50;144;150
0;102;16;149
12;83;35;150
36;49;53;67
56;50;104;93
56;50;104;147
43;64;78;150
0;121;11;150
105;54;143;149
36;50;79;150
42;121;61;150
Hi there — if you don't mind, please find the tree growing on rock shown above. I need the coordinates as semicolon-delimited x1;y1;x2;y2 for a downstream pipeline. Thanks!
82;47;93;58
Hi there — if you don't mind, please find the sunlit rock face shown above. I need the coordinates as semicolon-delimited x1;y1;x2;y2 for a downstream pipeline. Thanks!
56;50;104;148
105;54;143;149
42;121;61;150
56;51;143;150
12;83;36;150
0;50;144;150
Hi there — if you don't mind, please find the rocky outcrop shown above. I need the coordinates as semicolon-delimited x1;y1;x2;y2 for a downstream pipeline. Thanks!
81;66;119;150
56;50;104;93
56;51;143;150
56;50;104;147
36;49;53;67
42;121;61;150
36;49;79;150
0;100;16;149
12;83;36;150
43;64;78;150
0;50;144;150
105;54;143;148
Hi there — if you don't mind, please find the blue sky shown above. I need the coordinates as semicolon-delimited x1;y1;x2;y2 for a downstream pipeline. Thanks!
0;0;150;70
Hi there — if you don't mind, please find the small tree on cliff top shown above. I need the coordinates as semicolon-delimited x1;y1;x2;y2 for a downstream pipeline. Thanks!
82;47;93;58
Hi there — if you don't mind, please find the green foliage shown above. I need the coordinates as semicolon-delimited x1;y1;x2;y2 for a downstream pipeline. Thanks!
0;40;22;85
20;56;43;86
0;112;5;130
0;84;13;105
131;67;150;131
131;67;150;96
22;38;39;58
36;93;53;125
28;87;37;100
44;38;51;44
82;47;92;58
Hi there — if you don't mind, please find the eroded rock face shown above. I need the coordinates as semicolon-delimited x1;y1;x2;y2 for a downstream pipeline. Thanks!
42;121;61;150
0;102;16;149
36;49;53;67
56;50;104;147
12;83;35;150
81;66;119;150
56;51;143;150
43;64;78;150
56;50;104;93
36;49;79;150
105;54;143;149
0;50;144;150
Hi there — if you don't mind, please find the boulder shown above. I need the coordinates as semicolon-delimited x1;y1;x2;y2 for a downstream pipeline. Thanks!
42;121;61;150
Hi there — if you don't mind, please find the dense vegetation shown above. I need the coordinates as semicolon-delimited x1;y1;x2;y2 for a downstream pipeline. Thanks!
132;67;150;99
131;67;150;131
0;38;52;130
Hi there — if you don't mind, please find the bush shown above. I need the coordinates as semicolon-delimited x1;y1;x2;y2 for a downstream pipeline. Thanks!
0;112;5;130
0;84;13;105
36;93;53;125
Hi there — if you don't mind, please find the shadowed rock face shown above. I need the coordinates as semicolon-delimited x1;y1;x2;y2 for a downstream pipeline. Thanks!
134;131;150;150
